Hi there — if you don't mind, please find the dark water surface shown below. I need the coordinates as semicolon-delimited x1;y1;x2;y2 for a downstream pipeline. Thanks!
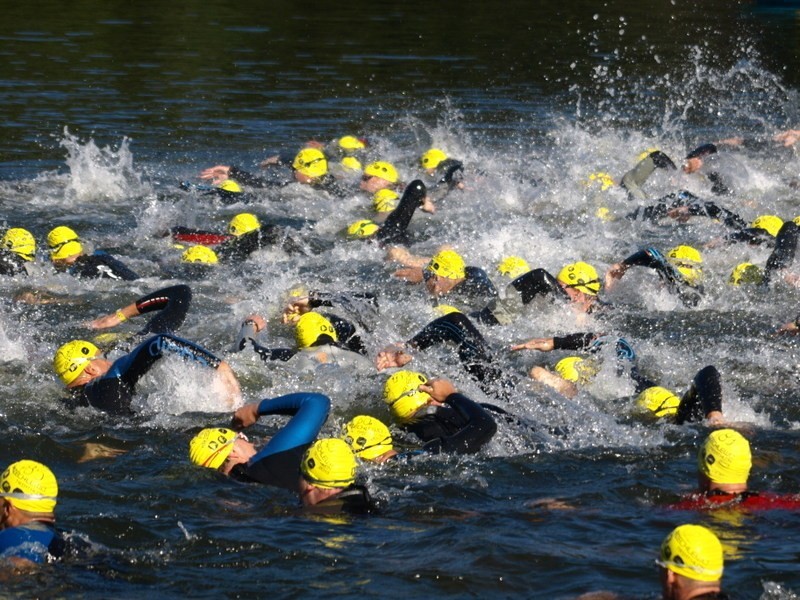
2;1;800;598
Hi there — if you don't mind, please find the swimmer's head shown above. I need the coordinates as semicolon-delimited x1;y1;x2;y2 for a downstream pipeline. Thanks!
340;156;362;172
181;245;218;265
301;438;358;489
729;262;763;286
373;189;401;213
1;228;36;261
341;416;394;461
383;370;431;422
750;214;783;238
337;135;366;151
295;312;338;349
420;148;448;171
228;213;260;236
666;245;703;287
636;386;680;418
0;460;58;514
698;429;751;485
426;249;466;280
346;219;379;239
292;148;328;179
48;226;83;261
658;524;723;583
557;261;601;296
497;255;530;279
554;356;597;384
363;161;399;184
188;428;237;470
53;339;100;386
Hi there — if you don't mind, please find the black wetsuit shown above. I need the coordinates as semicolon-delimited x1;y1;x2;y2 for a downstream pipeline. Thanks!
619;150;677;201
616;247;703;308
133;284;192;336
626;191;748;230
68;252;139;281
406;312;517;398
0;250;30;276
427;159;465;203
429;265;497;313
763;221;800;286
375;180;428;246
674;365;723;425
0;521;65;563
303;485;376;515
298;290;379;331
403;392;497;454
229;392;330;492
228;166;351;198
66;333;224;414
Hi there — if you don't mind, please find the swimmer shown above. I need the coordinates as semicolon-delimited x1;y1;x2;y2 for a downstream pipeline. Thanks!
657;524;726;600
605;245;703;308
474;260;605;326
418;148;465;203
382;372;497;454
0;228;38;277
86;284;192;338
47;226;139;281
53;334;241;414
670;429;800;511
619;149;677;201
0;460;64;567
346;180;434;246
359;161;402;194
234;312;371;371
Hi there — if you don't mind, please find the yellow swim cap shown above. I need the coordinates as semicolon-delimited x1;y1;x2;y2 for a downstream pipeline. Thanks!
636;386;680;418
1;228;36;261
659;524;723;582
218;179;242;193
338;135;366;151
229;213;260;236
497;255;530;279
750;214;783;237
0;460;58;514
420;148;448;170
557;261;601;296
181;245;218;265
667;245;703;287
293;148;328;179
342;416;394;461
363;161;399;184
554;356;598;384
48;226;83;260
433;304;462;316
698;429;752;485
53;339;100;385
340;156;362;172
189;428;237;469
295;312;338;349
729;262;763;286
301;438;358;489
373;188;400;213
383;370;431;422
585;171;615;191
426;249;466;280
637;147;661;162
346;219;380;239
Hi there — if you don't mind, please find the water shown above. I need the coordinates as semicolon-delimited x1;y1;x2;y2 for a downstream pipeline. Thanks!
2;0;800;597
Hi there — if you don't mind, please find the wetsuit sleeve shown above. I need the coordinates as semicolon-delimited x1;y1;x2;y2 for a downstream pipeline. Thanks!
110;334;223;389
620;151;676;201
250;340;298;362
0;523;61;564
215;230;261;262
724;228;773;246
243;393;330;490
307;290;379;310
135;284;192;335
376;180;427;245
73;253;139;281
228;166;289;188
473;268;564;326
674;365;723;425
170;226;232;246
622;248;702;307
325;314;367;355
763;221;799;286
421;393;497;454
461;267;498;303
552;333;598;351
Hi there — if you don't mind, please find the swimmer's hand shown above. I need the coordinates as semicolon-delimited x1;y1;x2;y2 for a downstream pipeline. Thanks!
282;298;310;324
418;378;456;403
231;402;260;429
603;262;628;292
510;337;554;352
78;443;127;463
200;165;231;185
420;195;436;214
774;129;800;147
775;320;799;336
87;312;125;330
258;154;281;168
375;344;413;371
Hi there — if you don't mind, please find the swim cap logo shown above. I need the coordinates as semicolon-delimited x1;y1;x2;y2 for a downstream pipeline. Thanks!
306;458;316;469
706;455;716;466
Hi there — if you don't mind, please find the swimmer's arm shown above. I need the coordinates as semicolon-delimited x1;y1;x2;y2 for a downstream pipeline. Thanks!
375;344;413;371
233;315;266;350
528;366;578;398
510;337;554;352
215;361;242;409
393;267;424;283
87;301;140;329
